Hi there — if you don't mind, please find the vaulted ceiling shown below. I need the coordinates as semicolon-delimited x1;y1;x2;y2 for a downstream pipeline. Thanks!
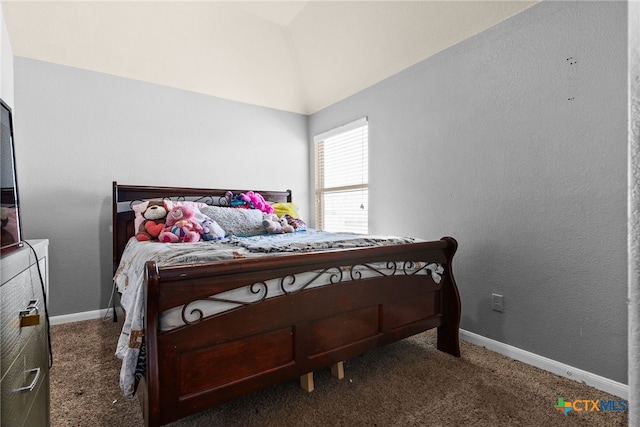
1;1;536;114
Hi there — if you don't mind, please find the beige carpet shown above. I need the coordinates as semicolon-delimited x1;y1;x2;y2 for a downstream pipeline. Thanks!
49;318;627;426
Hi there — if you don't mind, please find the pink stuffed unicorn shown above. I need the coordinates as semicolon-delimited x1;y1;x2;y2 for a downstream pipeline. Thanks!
241;191;274;214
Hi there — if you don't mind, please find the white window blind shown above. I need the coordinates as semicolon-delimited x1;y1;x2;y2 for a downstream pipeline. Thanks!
314;117;368;234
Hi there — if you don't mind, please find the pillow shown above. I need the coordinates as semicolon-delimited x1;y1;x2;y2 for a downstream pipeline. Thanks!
271;202;299;219
132;199;207;234
200;206;266;237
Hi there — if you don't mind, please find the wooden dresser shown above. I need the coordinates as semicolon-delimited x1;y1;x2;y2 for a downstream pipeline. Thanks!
1;239;50;426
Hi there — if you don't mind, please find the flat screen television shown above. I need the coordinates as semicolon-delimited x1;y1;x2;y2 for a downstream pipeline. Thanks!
1;98;23;254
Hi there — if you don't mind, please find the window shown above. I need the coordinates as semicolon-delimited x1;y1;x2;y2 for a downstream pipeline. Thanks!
314;117;368;233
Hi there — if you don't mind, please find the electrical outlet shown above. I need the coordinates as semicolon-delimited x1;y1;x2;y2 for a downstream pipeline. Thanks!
491;293;504;313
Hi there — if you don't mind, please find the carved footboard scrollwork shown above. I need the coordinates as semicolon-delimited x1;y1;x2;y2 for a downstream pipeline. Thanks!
178;261;444;327
280;266;344;294
351;261;444;282
180;281;270;325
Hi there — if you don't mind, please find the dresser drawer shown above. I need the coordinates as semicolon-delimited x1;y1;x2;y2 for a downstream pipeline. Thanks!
22;374;50;427
0;328;49;427
0;261;45;380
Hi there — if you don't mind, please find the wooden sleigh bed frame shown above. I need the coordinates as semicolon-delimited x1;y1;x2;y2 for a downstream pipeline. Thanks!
112;182;461;427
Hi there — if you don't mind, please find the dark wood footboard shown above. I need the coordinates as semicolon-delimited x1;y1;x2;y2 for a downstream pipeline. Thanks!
140;238;460;427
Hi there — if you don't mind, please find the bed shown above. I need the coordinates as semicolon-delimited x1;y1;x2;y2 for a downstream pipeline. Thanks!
112;181;461;427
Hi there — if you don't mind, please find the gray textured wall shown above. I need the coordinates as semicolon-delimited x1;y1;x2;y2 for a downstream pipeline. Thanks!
310;1;627;383
13;59;309;318
628;0;639;422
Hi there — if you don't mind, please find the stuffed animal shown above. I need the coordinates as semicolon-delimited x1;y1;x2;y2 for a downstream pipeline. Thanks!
243;191;274;214
283;214;307;232
225;191;250;209
262;214;294;234
158;205;203;243
225;190;274;214
135;200;170;241
200;217;225;241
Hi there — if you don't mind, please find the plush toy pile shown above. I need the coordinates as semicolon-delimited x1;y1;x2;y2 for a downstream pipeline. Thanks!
133;191;307;243
134;200;225;243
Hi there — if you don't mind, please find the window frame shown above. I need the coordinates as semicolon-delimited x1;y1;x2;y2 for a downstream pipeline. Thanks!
313;117;368;233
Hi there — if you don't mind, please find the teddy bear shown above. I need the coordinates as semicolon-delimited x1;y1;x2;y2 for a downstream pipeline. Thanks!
135;200;170;241
200;216;225;241
158;204;203;243
262;214;294;234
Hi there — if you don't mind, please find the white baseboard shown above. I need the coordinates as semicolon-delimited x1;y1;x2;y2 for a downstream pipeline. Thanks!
49;307;122;326
460;329;629;400
48;311;628;399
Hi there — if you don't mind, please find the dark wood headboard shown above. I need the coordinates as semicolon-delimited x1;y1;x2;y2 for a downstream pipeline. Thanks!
112;182;292;275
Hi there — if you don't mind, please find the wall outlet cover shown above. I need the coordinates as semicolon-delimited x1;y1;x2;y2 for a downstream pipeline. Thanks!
492;293;504;313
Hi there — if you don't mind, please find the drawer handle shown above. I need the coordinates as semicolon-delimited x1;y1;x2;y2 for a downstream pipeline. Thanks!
19;299;40;327
13;367;41;393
